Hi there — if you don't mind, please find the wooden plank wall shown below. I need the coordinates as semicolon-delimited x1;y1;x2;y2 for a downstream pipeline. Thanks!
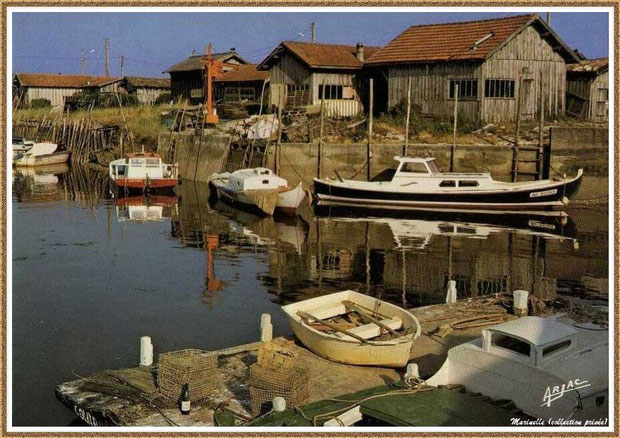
24;87;81;107
481;25;566;122
386;24;570;123
311;71;363;118
387;62;480;120
590;71;609;122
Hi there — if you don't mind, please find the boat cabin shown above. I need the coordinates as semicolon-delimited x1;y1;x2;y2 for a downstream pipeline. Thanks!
390;156;493;188
481;317;577;366
109;153;177;181
227;167;288;191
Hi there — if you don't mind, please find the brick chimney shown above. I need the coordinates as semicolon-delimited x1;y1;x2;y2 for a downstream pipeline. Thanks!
355;43;364;62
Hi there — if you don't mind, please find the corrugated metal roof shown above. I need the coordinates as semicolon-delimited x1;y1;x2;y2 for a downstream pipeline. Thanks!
259;41;381;70
366;14;576;65
14;73;121;88
165;52;248;73
124;76;171;88
566;57;608;74
215;64;269;83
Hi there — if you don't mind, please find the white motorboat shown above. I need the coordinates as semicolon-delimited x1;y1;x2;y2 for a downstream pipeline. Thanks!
14;142;70;167
426;315;608;422
282;290;422;367
314;156;583;213
209;168;305;216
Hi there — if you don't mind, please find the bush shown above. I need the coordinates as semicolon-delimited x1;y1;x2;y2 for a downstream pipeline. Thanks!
96;92;138;108
154;92;171;105
30;98;51;109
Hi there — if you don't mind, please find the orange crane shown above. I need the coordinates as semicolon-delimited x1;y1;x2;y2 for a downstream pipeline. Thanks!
203;44;224;125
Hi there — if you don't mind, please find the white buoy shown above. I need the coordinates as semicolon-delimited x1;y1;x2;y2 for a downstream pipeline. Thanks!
272;396;286;412
140;336;153;366
445;280;457;304
513;290;529;316
404;362;419;380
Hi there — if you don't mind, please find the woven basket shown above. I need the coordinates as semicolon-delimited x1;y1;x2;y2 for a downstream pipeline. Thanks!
157;348;219;402
249;345;309;416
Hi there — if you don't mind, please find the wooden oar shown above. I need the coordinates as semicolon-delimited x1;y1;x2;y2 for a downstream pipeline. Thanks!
343;301;398;335
297;311;368;343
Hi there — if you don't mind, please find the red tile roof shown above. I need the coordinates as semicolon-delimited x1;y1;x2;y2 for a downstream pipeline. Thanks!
260;41;381;70
215;64;269;82
366;14;572;65
567;58;608;74
14;73;121;88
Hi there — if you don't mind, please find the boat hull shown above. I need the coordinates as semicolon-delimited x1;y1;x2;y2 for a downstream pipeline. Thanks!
211;179;305;216
111;178;178;196
282;290;421;367
14;151;70;167
314;172;582;212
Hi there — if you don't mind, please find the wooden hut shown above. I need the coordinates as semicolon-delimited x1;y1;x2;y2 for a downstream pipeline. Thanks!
566;58;609;123
258;41;380;118
12;73;121;108
121;76;170;105
365;14;579;123
164;51;248;104
214;64;270;105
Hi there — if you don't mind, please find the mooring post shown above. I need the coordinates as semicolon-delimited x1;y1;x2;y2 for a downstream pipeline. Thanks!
450;83;458;172
513;290;529;317
367;78;374;181
537;71;545;180
318;79;326;179
260;313;273;343
140;336;153;366
404;76;412;157
274;94;283;174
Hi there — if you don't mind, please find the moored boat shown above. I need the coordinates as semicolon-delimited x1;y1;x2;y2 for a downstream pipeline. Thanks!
12;136;35;158
209;168;305;216
109;152;179;195
282;290;421;367
426;315;608;422
314;156;583;212
14;142;70;167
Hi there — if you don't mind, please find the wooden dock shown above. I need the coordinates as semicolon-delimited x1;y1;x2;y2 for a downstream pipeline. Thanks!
55;297;523;427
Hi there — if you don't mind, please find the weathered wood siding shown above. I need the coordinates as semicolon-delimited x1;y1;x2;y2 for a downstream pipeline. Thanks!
24;87;80;107
99;81;121;94
135;88;169;105
385;23;570;123
481;25;566;122
387;62;481;120
590;71;609;122
311;71;363;118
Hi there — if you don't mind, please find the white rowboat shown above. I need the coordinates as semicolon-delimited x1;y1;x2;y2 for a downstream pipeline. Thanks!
282;290;421;367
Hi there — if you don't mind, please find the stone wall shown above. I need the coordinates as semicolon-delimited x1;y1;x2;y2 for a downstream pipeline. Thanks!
550;126;608;149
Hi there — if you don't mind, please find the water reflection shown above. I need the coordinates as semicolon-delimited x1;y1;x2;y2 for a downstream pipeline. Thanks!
115;195;179;222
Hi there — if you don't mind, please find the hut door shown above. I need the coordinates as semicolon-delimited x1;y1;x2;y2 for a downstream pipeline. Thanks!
520;77;535;119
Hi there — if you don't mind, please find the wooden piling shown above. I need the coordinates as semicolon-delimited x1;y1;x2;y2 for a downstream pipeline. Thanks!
450;83;458;172
318;79;326;179
367;78;374;181
403;77;412;157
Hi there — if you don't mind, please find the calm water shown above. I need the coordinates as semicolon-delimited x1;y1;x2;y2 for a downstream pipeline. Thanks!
11;165;609;426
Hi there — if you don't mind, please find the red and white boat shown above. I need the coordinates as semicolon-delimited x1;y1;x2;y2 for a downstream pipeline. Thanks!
109;152;178;194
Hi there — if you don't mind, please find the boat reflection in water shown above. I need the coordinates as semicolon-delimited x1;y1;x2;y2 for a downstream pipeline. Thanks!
115;195;179;223
314;205;578;249
12;163;71;203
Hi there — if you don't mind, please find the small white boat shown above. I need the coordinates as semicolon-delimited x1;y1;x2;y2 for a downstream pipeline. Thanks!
109;152;179;194
282;290;421;367
427;315;608;422
12;136;35;158
14;142;70;167
209;168;305;216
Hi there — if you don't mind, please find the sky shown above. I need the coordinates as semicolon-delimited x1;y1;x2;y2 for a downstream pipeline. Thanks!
11;10;610;78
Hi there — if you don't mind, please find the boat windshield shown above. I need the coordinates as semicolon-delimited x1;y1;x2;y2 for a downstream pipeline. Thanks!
427;160;439;174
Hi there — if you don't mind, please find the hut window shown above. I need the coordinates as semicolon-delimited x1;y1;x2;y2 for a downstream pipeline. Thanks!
485;79;515;98
449;79;478;100
223;87;255;103
318;84;352;100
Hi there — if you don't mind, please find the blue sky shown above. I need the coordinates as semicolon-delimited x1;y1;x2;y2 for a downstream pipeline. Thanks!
12;10;610;78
